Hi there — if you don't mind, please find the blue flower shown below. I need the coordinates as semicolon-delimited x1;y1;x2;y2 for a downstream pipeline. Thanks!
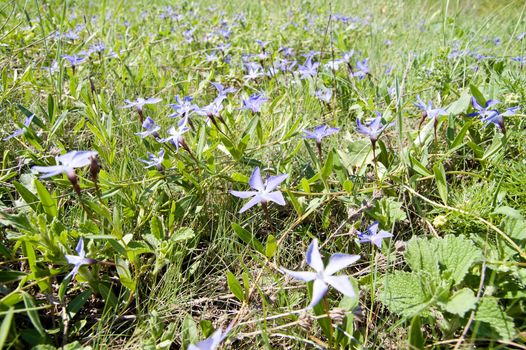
240;94;268;113
135;117;161;139
188;325;232;350
356;112;391;144
480;106;519;133
4;114;34;140
414;95;448;120
62;55;87;67
65;238;96;280
357;222;393;248
467;97;500;119
211;82;236;98
140;149;165;171
281;239;360;308
298;57;319;79
303;125;339;143
32;150;98;179
123;97;163;112
353;59;369;79
161;118;190;151
230;167;287;213
169;96;198;118
314;87;332;103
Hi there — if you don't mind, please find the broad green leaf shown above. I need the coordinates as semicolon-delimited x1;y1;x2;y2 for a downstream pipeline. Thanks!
380;271;431;317
231;223;264;254
34;179;57;218
321;148;334;180
438;235;481;284
444;288;476;316
116;257;136;292
227;271;244;301
469;84;486;106
265;234;277;258
67;290;93;318
493;206;523;220
433;162;448;205
150;216;164;240
182;315;199;349
474;297;515;340
13;181;39;212
171;227;194;242
447;90;471;115
0;271;26;283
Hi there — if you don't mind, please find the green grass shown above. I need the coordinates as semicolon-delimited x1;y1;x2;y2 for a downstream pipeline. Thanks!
1;0;526;349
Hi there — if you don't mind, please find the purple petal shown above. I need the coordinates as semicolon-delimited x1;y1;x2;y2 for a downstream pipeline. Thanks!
145;97;162;104
325;253;360;275
281;267;317;282
306;239;324;272
230;190;258;199
264;191;286;206
238;195;262;213
368;221;379;235
485;99;500;108
265;174;288;192
32;165;66;178
307;279;328;308
75;238;84;255
471;97;482;111
325;275;355;297
248;167;264;191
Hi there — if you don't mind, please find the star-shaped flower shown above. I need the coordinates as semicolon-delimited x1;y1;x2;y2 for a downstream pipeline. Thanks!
230;167;288;213
188;325;232;350
356;112;392;144
298;57;320;79
314;88;332;103
32;150;98;179
414;95;448;120
480;106;518;133
303;125;339;144
4;114;34;140
169;96;198;118
65;238;96;280
353;59;369;79
281;239;360;308
135;117;161;138
122;97;162;113
140;149;165;170
356;222;393;249
467;97;500;119
161;118;190;151
240;94;268;113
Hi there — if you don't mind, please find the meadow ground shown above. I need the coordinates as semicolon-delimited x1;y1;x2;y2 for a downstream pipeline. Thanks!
1;0;526;349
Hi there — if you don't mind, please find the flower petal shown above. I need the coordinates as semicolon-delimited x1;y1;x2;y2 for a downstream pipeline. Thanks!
307;279;328;309
368;221;379;235
325;253;360;276
238;195;262;213
281;267;316;282
265;174;288;192
75;238;84;255
306;239;324;272
249;167;264;191
325;275;356;298
32;165;66;178
264;191;286;206
230;190;258;199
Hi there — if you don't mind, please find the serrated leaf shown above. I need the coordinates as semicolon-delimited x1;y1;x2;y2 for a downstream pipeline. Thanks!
227;271;244;301
405;237;440;281
381;271;431;317
444;288;477;316
171;227;194;242
474;297;515;340
438;235;481;284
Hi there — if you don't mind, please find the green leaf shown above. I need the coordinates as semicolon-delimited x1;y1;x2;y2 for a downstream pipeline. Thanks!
231;223;264;254
469;84;486;106
265;234;277;258
444;288;476;316
404;237;440;281
116;257;136;292
493;206;523;220
181;315;199;349
0;271;26;283
67;290;92;318
0;307;14;349
171;227;195;242
447;90;471;115
22;292;46;338
474;297;515;340
433;162;448;205
227;271;244;301
408;155;432;177
380;271;431;317
13;181;39;212
408;316;425;350
150;216;164;240
321;148;334;180
34;179;57;218
438;235;481;284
